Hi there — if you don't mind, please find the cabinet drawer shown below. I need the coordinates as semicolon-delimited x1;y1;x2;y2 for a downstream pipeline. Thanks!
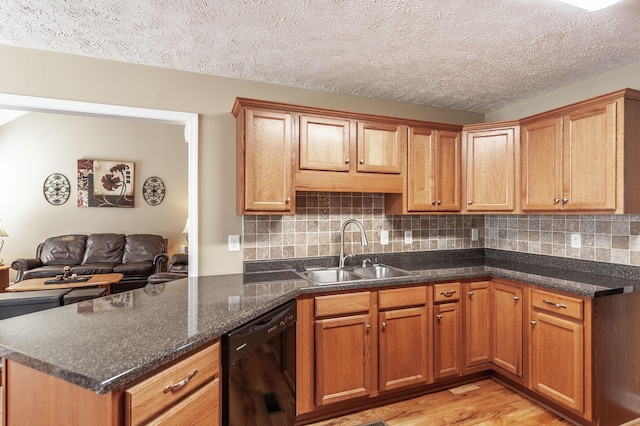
379;286;426;310
531;289;583;320
146;379;219;426
434;282;460;303
315;292;371;317
125;342;220;426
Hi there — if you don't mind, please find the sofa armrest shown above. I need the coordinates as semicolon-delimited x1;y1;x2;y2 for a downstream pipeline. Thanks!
153;253;169;273
11;258;43;282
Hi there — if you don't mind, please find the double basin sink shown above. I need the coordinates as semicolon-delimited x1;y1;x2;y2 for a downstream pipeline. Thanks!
296;264;413;285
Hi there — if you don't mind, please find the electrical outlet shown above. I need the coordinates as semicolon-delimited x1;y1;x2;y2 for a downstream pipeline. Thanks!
404;230;413;244
380;230;389;245
228;235;240;251
471;228;479;242
571;233;581;249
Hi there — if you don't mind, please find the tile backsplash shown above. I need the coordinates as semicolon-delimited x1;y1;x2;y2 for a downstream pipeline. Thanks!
242;192;640;267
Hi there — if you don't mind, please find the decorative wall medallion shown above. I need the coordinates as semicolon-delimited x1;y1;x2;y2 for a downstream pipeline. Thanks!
43;173;71;205
142;176;166;206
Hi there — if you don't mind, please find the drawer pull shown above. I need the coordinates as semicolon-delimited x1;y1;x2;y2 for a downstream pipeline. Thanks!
163;370;198;394
543;299;567;309
440;290;456;297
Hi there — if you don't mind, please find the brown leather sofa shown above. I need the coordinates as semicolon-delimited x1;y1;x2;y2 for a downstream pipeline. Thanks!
11;234;168;293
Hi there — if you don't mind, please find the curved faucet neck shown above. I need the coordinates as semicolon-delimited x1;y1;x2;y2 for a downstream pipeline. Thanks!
339;219;369;268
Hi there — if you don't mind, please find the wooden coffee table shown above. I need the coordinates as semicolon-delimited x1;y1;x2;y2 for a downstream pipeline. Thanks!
7;273;124;295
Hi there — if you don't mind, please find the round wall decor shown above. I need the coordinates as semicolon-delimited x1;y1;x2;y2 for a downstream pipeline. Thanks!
43;173;71;205
142;176;166;206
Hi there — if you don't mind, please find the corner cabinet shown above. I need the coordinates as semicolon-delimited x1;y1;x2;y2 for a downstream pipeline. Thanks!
462;122;520;212
233;102;294;214
521;89;640;213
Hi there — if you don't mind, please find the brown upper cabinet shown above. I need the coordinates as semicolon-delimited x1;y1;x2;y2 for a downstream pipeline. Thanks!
233;105;294;215
296;114;405;193
462;122;520;212
521;89;640;213
386;126;462;214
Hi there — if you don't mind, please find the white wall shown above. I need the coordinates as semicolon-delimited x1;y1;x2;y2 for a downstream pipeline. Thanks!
0;44;483;276
485;59;640;121
0;112;188;279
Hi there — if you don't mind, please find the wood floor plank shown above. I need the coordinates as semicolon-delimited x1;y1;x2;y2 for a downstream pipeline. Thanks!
308;379;573;426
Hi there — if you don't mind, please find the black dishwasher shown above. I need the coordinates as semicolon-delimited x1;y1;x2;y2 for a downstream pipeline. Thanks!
222;300;296;426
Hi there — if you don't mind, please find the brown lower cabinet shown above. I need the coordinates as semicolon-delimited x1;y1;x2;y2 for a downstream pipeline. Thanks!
296;279;640;426
2;339;221;426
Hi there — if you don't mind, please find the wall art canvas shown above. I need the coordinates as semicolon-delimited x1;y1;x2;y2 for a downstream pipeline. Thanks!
77;159;134;208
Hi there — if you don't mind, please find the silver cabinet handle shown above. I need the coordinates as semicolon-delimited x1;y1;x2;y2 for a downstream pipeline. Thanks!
359;159;365;164
431;200;436;205
562;197;569;203
514;296;520;301
164;370;198;393
468;200;473;205
468;291;474;296
440;290;456;297
366;324;371;330
554;198;560;204
382;322;387;329
530;321;537;325
285;197;291;203
543;299;567;308
437;200;442;205
345;158;350;164
436;314;442;320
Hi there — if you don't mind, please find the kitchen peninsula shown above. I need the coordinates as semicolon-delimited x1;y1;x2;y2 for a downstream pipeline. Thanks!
1;249;639;426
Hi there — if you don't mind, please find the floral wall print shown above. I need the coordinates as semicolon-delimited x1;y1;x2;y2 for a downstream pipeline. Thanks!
77;159;135;208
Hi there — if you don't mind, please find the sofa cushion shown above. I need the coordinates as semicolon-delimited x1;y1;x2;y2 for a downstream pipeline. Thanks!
72;263;118;275
83;234;125;264
114;262;154;276
39;235;88;266
23;265;71;280
122;234;165;264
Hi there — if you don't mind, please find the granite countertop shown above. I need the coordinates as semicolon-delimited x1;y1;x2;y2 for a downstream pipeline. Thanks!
0;249;639;396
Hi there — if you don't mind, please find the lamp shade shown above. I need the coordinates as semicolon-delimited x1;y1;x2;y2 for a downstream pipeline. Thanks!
0;220;8;237
182;219;189;234
557;0;622;11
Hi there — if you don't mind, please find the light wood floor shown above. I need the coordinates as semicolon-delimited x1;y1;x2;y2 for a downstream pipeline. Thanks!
309;378;574;426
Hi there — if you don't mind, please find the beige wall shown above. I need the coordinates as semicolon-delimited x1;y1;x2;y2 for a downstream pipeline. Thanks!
0;44;482;276
485;59;640;121
0;112;187;280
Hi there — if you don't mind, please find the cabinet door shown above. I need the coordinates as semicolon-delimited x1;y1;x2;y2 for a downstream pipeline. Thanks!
492;282;523;377
464;281;491;369
563;101;617;211
379;306;429;392
530;311;584;413
407;126;436;211
244;109;293;212
299;115;351;172
435;130;462;211
464;127;516;211
521;117;563;211
357;121;402;174
434;302;461;379
315;314;372;406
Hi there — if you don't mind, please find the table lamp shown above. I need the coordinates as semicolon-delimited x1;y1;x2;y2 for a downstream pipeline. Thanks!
0;220;8;266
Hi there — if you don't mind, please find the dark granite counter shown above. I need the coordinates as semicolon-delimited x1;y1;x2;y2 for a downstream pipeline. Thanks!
0;249;639;396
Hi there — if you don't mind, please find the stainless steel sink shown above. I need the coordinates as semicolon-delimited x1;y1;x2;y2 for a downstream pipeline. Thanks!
296;264;412;285
352;264;411;279
300;269;362;284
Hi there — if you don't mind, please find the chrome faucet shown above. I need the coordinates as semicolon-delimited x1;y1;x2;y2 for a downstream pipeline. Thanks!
339;219;368;268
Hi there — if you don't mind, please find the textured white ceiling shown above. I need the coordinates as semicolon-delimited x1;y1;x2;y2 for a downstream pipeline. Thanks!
1;0;639;113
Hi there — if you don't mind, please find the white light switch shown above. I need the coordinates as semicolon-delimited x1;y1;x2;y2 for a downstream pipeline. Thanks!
471;228;479;242
228;235;240;251
404;230;413;244
380;230;389;245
